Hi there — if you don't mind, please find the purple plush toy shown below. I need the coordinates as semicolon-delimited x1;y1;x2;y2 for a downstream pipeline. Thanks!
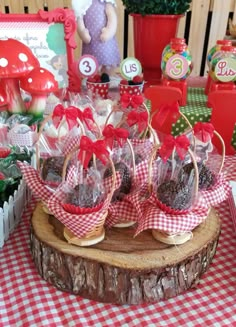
72;0;121;75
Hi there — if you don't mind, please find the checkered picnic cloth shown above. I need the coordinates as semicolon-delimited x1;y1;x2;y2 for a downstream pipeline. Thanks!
17;161;52;203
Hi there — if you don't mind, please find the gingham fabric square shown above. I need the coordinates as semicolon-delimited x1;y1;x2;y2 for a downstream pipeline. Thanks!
201;174;231;207
135;191;210;235
17;161;53;203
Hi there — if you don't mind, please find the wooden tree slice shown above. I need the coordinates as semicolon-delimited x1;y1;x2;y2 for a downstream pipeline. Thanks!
30;203;221;305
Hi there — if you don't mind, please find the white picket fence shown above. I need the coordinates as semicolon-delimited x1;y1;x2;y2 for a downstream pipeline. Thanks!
0;178;32;248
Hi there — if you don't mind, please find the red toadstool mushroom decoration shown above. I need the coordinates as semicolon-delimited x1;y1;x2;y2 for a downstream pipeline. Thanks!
0;38;39;114
20;67;59;117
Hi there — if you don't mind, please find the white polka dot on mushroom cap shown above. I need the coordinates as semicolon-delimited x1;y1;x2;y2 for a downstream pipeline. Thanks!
18;53;28;62
28;78;33;83
0;58;8;67
40;69;45;73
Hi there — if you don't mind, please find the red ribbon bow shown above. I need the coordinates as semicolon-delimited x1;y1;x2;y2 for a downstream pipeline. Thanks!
78;135;109;169
102;124;129;149
121;93;144;109
77;107;95;131
127;110;148;133
154;102;180;127
193;122;215;143
159;134;190;162
52;104;78;130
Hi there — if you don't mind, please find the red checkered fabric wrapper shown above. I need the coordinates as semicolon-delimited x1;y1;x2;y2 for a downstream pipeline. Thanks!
106;159;149;227
61;133;81;156
46;166;121;238
200;174;231;207
17;161;53;202
228;180;236;233
135;190;210;236
130;138;155;160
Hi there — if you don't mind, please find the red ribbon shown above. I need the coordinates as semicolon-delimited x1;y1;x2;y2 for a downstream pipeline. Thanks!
127;110;148;133
77;107;95;131
52;104;78;130
159;134;190;162
193;122;215;143
120;93;144;109
78;135;109;168
154;102;180;127
102;124;129;149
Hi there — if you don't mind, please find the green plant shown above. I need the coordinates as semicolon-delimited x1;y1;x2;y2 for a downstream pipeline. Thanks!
121;0;191;16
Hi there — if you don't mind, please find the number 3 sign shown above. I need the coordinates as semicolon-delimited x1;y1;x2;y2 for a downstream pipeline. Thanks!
77;55;99;78
166;54;189;80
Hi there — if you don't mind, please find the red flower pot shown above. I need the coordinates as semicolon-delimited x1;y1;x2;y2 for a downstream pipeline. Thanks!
131;14;183;84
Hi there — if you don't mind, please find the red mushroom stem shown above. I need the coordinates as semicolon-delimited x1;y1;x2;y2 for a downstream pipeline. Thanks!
2;79;26;113
28;94;48;116
20;67;59;118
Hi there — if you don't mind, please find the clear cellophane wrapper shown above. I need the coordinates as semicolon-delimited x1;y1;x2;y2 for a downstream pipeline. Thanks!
37;116;83;190
59;162;107;215
134;141;211;237
106;101;159;165
151;153;198;213
37;121;70;189
46;153;121;239
188;126;230;207
105;140;150;227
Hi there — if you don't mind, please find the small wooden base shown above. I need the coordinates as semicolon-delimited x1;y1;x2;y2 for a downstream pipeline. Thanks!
30;203;221;305
64;227;105;246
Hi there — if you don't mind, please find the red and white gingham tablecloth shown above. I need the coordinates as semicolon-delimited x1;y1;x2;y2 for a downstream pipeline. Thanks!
0;156;236;327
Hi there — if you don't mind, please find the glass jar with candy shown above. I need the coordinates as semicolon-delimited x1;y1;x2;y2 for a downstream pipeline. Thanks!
161;38;192;81
207;39;232;69
209;45;236;82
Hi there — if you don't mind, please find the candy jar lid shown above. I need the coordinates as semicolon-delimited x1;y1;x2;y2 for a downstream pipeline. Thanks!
171;43;188;52
170;38;186;45
216;39;232;46
207;40;233;68
220;45;235;52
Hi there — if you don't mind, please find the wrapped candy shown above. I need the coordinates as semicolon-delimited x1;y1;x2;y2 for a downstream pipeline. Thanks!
46;135;120;246
135;133;211;245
